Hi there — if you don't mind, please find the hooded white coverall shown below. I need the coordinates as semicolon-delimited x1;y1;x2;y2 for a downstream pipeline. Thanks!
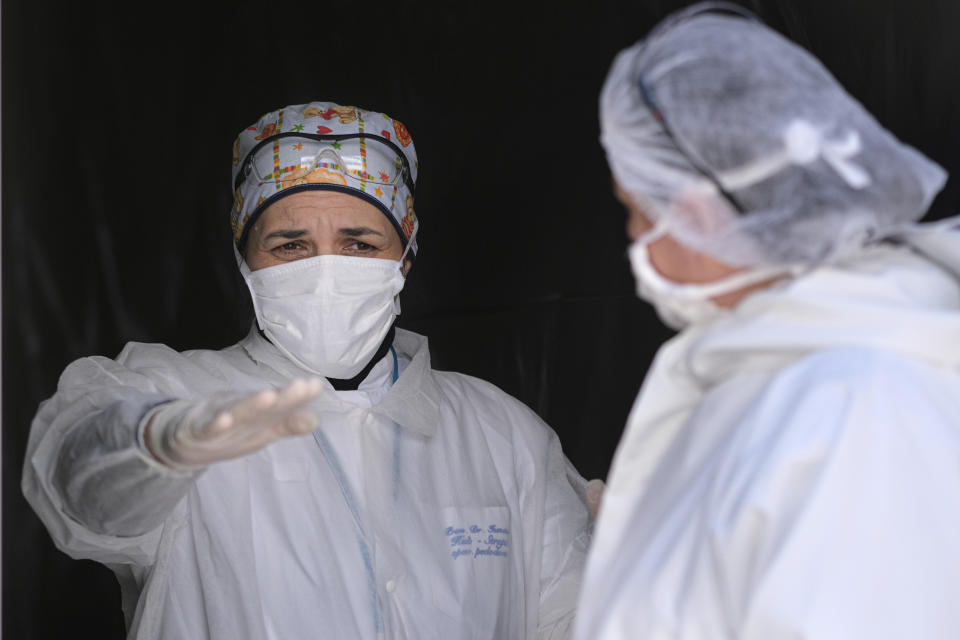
24;328;590;640
575;243;960;639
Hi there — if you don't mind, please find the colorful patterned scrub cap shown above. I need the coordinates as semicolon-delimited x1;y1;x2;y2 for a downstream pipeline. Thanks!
231;101;419;254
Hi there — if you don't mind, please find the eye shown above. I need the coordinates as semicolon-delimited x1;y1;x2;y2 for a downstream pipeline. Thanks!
270;240;310;257
343;240;380;255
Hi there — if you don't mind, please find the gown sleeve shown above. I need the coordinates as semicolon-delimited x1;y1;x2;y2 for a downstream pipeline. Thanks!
517;412;592;640
21;350;201;566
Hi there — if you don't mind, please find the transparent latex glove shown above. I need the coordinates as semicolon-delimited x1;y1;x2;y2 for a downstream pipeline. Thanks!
143;378;325;470
585;479;606;519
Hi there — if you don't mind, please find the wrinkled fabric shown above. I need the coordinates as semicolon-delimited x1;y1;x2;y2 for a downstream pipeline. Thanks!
23;329;590;640
576;242;960;639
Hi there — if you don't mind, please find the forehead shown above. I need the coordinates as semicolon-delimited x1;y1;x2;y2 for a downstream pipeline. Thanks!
255;190;392;233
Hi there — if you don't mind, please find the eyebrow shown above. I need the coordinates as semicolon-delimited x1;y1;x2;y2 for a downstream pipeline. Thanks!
263;229;308;240
338;227;384;238
262;226;385;241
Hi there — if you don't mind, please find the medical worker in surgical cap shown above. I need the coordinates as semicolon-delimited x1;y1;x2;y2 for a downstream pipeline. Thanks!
23;101;593;639
575;4;960;639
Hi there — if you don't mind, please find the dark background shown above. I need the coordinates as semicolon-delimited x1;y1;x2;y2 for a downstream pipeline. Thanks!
3;0;959;637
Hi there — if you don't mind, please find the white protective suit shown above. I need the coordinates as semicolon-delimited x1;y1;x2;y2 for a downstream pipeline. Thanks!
576;242;960;639
24;328;590;640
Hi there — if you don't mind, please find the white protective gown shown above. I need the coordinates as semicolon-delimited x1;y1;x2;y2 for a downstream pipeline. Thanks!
24;328;590;640
576;242;960;639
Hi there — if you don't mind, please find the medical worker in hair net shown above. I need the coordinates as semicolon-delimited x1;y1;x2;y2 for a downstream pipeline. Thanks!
22;101;595;640
575;4;960;639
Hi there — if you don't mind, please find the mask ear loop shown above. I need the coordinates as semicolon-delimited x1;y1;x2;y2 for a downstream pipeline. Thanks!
630;214;807;297
398;226;418;269
233;243;252;270
633;215;671;247
391;226;419;315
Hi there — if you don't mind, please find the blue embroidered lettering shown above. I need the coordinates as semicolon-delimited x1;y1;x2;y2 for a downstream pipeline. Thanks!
486;534;509;550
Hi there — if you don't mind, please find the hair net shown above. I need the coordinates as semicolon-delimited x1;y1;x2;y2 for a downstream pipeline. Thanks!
231;101;419;254
601;2;947;267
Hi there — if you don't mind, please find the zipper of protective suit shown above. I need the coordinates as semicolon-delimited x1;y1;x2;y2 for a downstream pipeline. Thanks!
311;346;401;638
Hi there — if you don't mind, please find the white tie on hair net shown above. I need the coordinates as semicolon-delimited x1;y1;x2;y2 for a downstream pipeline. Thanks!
718;120;871;192
601;6;947;267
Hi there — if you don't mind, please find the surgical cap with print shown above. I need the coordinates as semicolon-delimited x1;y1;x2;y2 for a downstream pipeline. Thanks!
231;101;419;255
601;3;947;267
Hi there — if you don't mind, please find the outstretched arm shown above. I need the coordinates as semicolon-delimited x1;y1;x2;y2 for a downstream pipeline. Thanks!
23;354;323;566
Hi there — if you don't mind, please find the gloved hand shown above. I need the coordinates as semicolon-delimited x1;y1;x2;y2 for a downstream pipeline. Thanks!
142;378;325;470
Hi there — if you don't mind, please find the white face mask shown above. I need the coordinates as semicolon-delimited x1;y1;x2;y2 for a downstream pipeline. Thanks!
627;220;792;330
239;245;410;379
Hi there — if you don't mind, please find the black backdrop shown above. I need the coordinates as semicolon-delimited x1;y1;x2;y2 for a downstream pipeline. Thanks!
4;0;959;637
